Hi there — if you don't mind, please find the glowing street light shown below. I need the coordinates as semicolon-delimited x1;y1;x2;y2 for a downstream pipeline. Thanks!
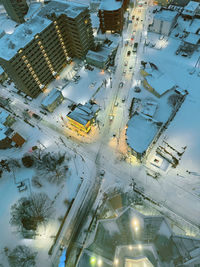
97;259;103;266
114;258;119;265
90;256;96;265
138;244;142;250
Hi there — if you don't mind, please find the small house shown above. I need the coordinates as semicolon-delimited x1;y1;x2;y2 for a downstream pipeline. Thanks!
66;102;99;133
41;88;64;112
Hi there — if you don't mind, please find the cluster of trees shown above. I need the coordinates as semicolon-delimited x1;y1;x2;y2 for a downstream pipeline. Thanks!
5;245;37;267
22;150;71;185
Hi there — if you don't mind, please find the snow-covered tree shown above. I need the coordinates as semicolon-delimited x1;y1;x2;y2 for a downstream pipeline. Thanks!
10;193;54;231
7;245;37;267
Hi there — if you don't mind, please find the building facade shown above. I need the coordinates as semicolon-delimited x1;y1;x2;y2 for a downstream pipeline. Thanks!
0;1;94;98
2;0;28;23
98;0;129;34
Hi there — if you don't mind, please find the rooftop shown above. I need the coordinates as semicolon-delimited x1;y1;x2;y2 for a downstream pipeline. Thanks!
67;102;99;126
183;32;200;44
99;0;123;11
0;16;52;61
38;0;88;20
185;18;200;34
41;88;63;107
143;63;176;96
86;46;112;63
154;10;178;22
126;112;161;154
184;0;199;12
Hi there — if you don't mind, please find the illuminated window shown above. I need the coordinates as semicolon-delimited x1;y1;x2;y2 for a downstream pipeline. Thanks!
38;41;41;45
84;19;88;24
18;49;22;53
22;55;26;59
54;21;57;25
56;25;58;29
27;64;30;67
24;59;28;64
35;35;39;39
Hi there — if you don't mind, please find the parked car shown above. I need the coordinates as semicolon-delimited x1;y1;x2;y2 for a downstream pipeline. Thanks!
40;110;47;115
134;86;141;93
127;50;131;56
119;82;124;88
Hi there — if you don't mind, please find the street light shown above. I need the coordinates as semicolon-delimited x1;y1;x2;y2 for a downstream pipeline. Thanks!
114;258;119;265
97;259;103;266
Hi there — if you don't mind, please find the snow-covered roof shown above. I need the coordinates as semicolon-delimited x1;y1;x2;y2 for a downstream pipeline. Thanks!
99;0;122;11
0;122;7;140
86;46;111;63
183;33;200;44
0;108;9;124
0;17;17;35
38;0;88;20
41;88;63;107
126;113;161;154
154;10;178;22
184;1;199;12
86;50;108;62
185;19;200;34
67;102;99;126
144;63;176;96
24;2;43;20
0;16;52;61
141;101;158;118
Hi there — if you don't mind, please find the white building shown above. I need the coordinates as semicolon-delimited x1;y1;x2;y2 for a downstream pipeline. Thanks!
150;10;178;36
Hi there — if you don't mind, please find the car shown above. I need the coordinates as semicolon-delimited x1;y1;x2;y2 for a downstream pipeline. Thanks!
159;35;164;40
175;33;179;37
123;70;126;75
114;102;119;107
40;110;47;115
32;113;41;120
124;61;128;66
134;86;141;93
109;115;114;121
100;170;105;176
136;17;139;21
119;82;124;88
74;67;78;71
132;15;135;19
125;41;129;46
175;50;180;55
127;50;131;56
122;98;126;103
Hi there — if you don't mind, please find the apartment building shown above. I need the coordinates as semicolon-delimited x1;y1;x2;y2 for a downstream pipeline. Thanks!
38;1;94;59
2;0;28;23
98;0;129;34
0;1;94;98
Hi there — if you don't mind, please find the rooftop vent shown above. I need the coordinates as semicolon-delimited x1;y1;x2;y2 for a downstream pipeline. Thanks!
24;28;32;35
8;41;15;49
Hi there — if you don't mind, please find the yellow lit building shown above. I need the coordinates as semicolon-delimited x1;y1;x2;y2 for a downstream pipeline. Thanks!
66;102;99;133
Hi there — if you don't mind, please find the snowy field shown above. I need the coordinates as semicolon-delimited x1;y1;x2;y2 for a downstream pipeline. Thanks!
0;142;86;266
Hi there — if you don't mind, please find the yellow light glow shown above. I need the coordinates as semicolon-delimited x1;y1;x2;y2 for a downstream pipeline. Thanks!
114;258;119;265
138;244;142;250
97;259;102;266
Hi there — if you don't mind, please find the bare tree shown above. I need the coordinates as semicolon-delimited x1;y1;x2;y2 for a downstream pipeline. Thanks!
34;152;70;185
7;245;37;267
10;193;54;231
